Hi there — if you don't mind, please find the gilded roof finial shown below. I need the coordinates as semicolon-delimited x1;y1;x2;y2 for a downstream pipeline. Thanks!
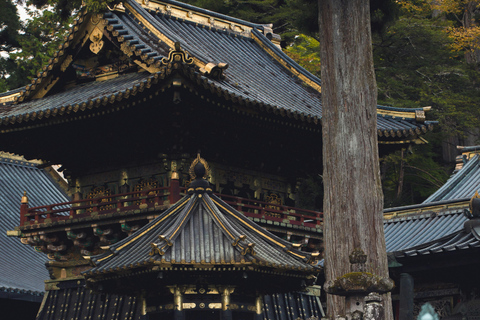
187;154;212;194
466;190;480;219
189;153;210;180
21;191;28;204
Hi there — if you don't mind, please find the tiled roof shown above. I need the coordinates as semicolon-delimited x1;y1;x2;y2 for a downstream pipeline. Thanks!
0;158;70;297
36;283;142;320
85;191;319;276
381;150;480;258
393;226;480;258
0;0;436;140
423;154;480;203
263;291;324;320
36;280;322;320
316;205;469;267
0;72;156;121
384;207;468;253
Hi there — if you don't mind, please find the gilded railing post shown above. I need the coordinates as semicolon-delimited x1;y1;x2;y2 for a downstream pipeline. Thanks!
20;191;29;225
169;170;180;204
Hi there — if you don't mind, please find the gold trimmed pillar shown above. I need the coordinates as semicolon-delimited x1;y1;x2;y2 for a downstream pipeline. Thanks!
255;295;264;320
140;290;148;320
220;287;233;320
173;286;185;320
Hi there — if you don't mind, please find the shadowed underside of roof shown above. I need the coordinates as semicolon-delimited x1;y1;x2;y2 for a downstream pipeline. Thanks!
0;158;70;296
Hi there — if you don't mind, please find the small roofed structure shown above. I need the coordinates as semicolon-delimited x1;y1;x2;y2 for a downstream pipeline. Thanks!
77;155;321;320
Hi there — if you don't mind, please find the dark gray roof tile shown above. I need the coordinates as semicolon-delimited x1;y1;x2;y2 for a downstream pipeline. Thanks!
424;154;480;203
0;158;70;295
0;0;436;138
85;192;318;275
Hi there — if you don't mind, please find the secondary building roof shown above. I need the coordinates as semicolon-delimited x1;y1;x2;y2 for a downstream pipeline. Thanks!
384;206;468;253
424;153;480;203
0;156;69;300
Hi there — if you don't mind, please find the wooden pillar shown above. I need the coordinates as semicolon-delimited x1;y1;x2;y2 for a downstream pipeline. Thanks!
20;191;29;225
169;171;181;204
173;286;185;320
399;273;414;320
221;287;233;320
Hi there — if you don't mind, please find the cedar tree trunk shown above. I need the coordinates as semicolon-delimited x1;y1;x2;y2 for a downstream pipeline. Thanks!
318;0;393;319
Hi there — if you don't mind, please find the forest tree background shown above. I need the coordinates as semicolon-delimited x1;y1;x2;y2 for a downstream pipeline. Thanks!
1;0;480;208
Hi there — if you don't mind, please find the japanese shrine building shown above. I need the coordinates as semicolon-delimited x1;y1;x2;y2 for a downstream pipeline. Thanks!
0;0;437;319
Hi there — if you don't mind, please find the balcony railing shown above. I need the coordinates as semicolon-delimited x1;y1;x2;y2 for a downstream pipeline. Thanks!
20;186;174;226
216;194;322;229
20;184;323;229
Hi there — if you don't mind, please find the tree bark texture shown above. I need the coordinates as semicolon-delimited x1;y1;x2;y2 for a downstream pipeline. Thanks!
318;1;392;319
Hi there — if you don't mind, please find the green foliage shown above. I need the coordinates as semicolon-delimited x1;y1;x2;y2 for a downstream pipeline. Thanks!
284;34;321;76
28;0;113;20
0;7;72;90
372;4;479;205
374;5;480;139
0;0;22;52
296;174;323;211
382;142;451;207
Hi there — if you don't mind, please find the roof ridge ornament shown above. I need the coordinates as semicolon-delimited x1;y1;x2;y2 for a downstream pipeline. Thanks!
200;62;229;80
187;154;212;195
189;154;210;180
465;191;480;219
161;42;194;66
463;191;480;240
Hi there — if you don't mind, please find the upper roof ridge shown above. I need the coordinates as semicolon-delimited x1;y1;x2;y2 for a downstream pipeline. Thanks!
137;0;271;36
0;152;42;166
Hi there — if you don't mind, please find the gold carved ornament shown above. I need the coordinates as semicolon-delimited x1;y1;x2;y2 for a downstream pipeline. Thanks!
133;177;159;204
240;243;256;256
86;186;113;212
89;27;104;54
265;193;282;218
149;243;165;256
161;42;193;65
